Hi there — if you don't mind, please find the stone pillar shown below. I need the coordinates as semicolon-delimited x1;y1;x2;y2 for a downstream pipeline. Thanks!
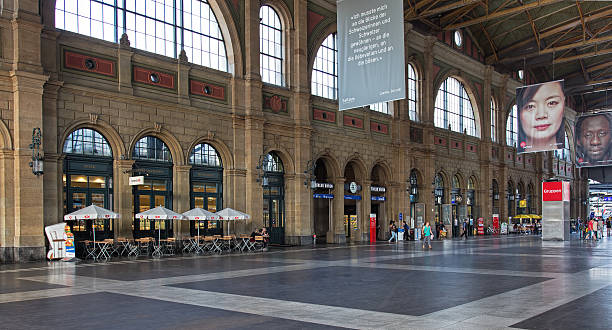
174;165;191;239
118;36;134;94
42;81;63;228
114;159;134;239
361;180;372;242
331;177;346;243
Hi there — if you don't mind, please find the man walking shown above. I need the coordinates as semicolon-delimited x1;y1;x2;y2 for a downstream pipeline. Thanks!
460;219;468;240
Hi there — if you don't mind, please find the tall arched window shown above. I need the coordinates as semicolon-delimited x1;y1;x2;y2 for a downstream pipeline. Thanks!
491;98;497;142
554;131;571;161
259;5;283;86
506;104;518;147
312;33;337;99
63;128;112;157
263;152;284;172
132;136;172;162
370;102;390;115
189;143;222;167
407;64;418;121
55;0;228;72
434;77;477;137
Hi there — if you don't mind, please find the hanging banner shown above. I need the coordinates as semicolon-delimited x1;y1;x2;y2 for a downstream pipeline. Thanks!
337;0;405;110
516;80;565;154
575;111;612;167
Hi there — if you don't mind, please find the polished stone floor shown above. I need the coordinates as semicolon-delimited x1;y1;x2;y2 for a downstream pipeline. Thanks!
1;235;612;329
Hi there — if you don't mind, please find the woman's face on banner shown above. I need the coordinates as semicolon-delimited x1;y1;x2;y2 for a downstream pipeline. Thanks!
519;82;564;143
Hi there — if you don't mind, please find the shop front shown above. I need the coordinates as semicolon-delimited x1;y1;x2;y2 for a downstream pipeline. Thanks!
132;136;173;239
189;143;223;236
434;173;445;238
313;159;333;243
62;128;114;242
409;170;419;229
344;181;361;240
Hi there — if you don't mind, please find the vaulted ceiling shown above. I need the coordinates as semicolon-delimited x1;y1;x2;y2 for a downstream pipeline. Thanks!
404;0;612;112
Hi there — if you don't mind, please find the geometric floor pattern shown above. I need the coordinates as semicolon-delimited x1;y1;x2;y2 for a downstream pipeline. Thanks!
1;235;612;329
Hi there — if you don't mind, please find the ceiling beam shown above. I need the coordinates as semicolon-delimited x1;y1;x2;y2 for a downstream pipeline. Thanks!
440;2;481;26
444;0;564;30
408;0;482;20
487;5;612;63
525;10;540;49
576;1;586;41
540;35;612;54
481;23;499;61
586;78;612;87
554;47;612;64
587;61;612;73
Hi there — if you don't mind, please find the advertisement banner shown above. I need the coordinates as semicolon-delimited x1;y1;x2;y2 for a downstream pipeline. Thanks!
369;213;377;243
478;218;484;235
337;0;405;110
542;181;564;201
516;80;565;154
575;111;612;167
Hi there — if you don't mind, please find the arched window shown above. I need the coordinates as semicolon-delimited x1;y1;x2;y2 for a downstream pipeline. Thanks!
506;104;518;147
55;0;228;72
132;136;172;162
491;98;497;142
259;5;283;86
554;131;571;161
407;64;418;121
189;143;222;167
63;128;112;157
434;77;477;137
369;102;390;115
263;152;283;173
468;177;475;190
452;175;461;189
312;33;338;99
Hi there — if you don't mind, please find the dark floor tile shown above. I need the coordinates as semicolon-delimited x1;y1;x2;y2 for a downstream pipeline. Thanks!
381;253;607;273
512;285;612;330
74;258;289;281
170;266;549;316
0;273;66;294
0;292;345;330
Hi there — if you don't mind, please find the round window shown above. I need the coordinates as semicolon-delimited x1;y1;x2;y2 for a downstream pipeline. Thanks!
454;30;463;47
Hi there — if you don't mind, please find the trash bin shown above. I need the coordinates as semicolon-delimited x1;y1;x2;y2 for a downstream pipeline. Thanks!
398;228;404;241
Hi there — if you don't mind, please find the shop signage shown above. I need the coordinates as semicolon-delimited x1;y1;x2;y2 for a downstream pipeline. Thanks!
371;186;386;192
345;195;362;200
542;181;570;201
371;196;386;201
129;176;145;185
349;182;358;194
519;200;527;208
313;193;334;199
312;182;334;189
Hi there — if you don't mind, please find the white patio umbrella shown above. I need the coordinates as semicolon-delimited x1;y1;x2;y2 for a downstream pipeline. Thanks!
64;204;119;243
215;208;250;235
182;208;220;238
135;206;185;246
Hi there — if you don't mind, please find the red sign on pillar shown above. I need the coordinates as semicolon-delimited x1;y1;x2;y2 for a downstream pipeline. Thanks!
369;214;377;243
542;182;563;201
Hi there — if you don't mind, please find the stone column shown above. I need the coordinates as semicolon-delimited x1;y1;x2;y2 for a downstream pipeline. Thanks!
361;180;372;242
331;177;346;243
174;165;191;239
42;81;63;228
114;159;134;238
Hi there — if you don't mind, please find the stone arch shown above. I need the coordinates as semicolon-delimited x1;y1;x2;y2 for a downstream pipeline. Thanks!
263;146;295;175
434;72;482;138
343;155;368;181
260;0;294;30
410;168;424;188
435;169;450;189
313;150;342;179
186;136;234;170
452;171;466;189
308;24;337;87
129;128;185;166
370;160;393;184
468;175;479;190
0;119;13;150
60;119;126;158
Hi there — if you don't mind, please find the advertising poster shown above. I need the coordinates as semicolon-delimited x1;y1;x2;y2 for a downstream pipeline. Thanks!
478;218;484;235
337;0;405;110
516;80;565;154
64;224;75;259
575;111;612;167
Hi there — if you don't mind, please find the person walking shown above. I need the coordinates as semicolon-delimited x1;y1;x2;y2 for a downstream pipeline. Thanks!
402;221;410;241
593;219;598;241
422;221;432;249
460;219;468;240
607;218;611;237
388;221;398;243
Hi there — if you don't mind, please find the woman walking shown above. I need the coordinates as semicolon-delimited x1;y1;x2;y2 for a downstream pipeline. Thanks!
422;221;432;249
388;221;398;243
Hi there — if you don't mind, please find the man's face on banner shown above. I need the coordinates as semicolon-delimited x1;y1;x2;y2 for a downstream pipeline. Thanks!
579;115;611;162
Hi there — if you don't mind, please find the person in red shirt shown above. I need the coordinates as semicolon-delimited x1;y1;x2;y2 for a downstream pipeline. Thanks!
588;219;594;240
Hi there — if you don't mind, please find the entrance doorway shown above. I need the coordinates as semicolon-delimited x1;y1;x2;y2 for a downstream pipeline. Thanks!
189;143;224;236
262;152;285;245
313;159;333;243
344;203;357;238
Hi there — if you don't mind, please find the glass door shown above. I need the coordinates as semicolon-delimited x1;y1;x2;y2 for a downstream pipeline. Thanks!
64;174;113;241
263;175;285;244
190;181;222;236
133;179;172;238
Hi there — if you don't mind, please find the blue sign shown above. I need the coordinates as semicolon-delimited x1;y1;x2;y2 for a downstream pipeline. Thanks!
603;197;612;201
344;195;362;200
313;194;334;199
371;196;386;201
399;212;403;221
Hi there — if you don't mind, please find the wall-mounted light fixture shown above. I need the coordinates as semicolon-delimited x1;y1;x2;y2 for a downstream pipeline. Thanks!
256;154;270;187
29;127;43;176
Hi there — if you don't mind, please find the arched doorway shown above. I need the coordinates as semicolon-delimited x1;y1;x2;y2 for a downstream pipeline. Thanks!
467;177;476;235
434;173;446;238
313;158;334;243
492;179;500;216
262;152;285;244
370;165;387;240
409;170;420;229
517;182;526;215
507;180;515;220
132;136;174;239
451;174;463;237
189;143;223;236
63;128;114;242
344;162;363;240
